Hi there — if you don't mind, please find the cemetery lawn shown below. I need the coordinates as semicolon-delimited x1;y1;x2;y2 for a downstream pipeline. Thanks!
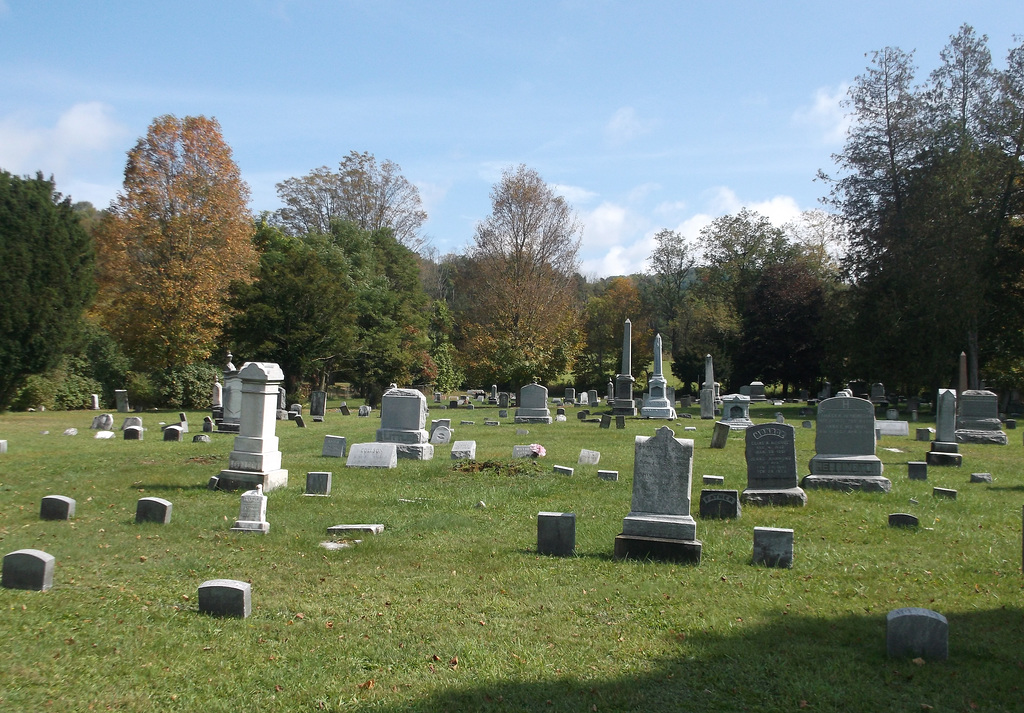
0;405;1021;712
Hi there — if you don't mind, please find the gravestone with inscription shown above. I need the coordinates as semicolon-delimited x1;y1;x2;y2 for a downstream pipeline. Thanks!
231;486;269;533
699;489;741;519
450;440;476;460
346;442;398;468
515;383;553;424
741;423;807;506
927;389;963;466
612;319;637;416
310;391;327;422
801;395;890;492
700;354;717;419
641;333;677;419
614;426;701;563
217;353;242;433
720;393;754;430
214;362;289;491
955;389;1007;445
376;387;433;459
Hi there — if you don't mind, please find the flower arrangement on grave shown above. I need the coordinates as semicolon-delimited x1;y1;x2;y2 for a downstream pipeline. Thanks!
529;444;546;458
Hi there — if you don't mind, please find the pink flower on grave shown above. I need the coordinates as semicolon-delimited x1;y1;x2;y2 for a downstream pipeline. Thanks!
530;443;546;458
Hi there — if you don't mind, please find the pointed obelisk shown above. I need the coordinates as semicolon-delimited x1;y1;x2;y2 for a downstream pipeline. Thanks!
641;334;677;419
699;354;716;419
612;319;637;416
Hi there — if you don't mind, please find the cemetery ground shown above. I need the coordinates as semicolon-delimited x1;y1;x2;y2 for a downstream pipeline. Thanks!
0;403;1021;712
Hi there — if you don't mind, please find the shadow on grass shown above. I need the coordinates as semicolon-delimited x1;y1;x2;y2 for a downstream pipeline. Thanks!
375;607;1024;713
131;482;213;492
985;485;1024;492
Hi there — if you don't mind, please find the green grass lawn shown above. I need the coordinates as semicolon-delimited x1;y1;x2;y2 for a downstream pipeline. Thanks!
0;402;1021;712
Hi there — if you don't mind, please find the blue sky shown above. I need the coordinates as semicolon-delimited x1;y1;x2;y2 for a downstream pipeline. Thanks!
1;1;1021;276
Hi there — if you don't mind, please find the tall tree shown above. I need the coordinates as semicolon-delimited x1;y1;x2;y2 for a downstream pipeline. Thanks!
274;151;428;252
458;165;584;388
95;115;256;370
645;228;697;338
0;172;95;411
577;277;653;391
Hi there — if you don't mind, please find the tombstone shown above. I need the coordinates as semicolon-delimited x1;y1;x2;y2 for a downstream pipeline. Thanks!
818;382;831;400
614;426;701;563
346;442;398;468
61;427;78;436
212;379;222;409
702;475;725;486
802;421;813;429
699;490;741;519
955;390;1007;444
193;434;211;443
450;440;476;460
720;394;753;430
578;448;601;465
321;435;347;458
537;512;575;556
886;608;948;660
498;392;510;409
916;427;932;442
641;334;677;419
753;527;794;568
429;425;452;445
304;471;332;496
607;379;615;406
741;423;807;506
512;445;536;458
516;428;529;435
1005;419;1016;429
163;425;183;442
40;495;75;520
231;487;270;533
577;410;589;420
598;470;618;481
358;405;371;417
499;409;509;418
970;472;993;483
88;393;100;410
615;415;625;429
310;391;327;422
869;382;886;403
578;391;590;406
885;408;899;420
927;389;963;466
748;381;767;402
876;420;909;437
710;421;731;449
933;487;957;499
907;461;927;480
774;413;785;424
490;384;498;402
213;362;289;491
600;414;611;429
449;399;459;409
515;383;553;424
433;392;442;404
198;579;251;618
565;387;576;403
376;388;433;460
429;419;452;439
135;497;172;524
0;440;6;454
552;465;574;476
798;389;809;402
202;416;214;433
801;396;890;492
612;319;637;416
339;403;351;416
587;390;599;407
121;416;142;430
294;415;306;428
123;425;143;441
888;513;919;528
115;389;130;413
2;549;55;591
218;354;242;433
90;413;113;430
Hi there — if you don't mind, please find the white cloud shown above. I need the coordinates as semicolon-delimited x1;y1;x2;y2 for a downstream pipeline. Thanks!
793;83;851;144
578;201;640;249
604;106;656;145
0;102;128;178
551;183;598;205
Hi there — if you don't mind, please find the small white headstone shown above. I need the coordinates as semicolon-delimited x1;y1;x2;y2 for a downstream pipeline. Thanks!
346;443;398;468
578;449;600;465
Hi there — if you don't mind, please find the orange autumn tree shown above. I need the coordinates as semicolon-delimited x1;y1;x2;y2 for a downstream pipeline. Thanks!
95;115;256;370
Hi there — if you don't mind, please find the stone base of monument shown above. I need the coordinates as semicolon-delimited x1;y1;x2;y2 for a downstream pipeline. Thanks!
800;474;892;492
213;468;288;492
740;486;808;506
640;406;676;419
394;443;434;460
954;429;1007;445
724;419;755;431
926;440;963;466
514;416;553;424
613;534;702;564
214;420;240;434
231;518;269;533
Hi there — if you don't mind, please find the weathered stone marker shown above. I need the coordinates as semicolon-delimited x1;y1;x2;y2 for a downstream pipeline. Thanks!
752;527;794;568
135;497;172;524
2;549;55;591
40;495;75;521
198;579;251;618
537;512;576;556
886;608;948;660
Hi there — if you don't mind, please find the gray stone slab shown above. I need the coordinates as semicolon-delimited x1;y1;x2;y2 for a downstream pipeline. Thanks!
553;465;574;476
429;425;452;444
2;548;55;591
537;511;575;556
916;428;933;442
326;524;384;535
597;469;618;481
888;513;919;528
752;527;793;568
908;461;927;480
135;496;172;524
123;425;143;441
703;475;725;485
322;435;347;458
886;607;948;660
969;472;993;483
933;487;957;499
699;489;741;519
192;434;211;443
40;495;75;520
578;448;600;465
163;425;183;441
710;421;730;449
346;442;398;468
198;579;251;618
305;471;332;496
450;440;476;460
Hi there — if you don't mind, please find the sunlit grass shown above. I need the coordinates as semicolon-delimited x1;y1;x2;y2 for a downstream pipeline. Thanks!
0;401;1021;712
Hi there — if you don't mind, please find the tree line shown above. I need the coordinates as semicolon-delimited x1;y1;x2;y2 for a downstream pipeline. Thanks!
2;24;1022;412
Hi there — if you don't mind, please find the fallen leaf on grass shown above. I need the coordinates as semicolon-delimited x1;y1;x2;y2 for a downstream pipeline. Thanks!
449;656;458;669
912;657;925;666
275;684;282;692
358;679;374;690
